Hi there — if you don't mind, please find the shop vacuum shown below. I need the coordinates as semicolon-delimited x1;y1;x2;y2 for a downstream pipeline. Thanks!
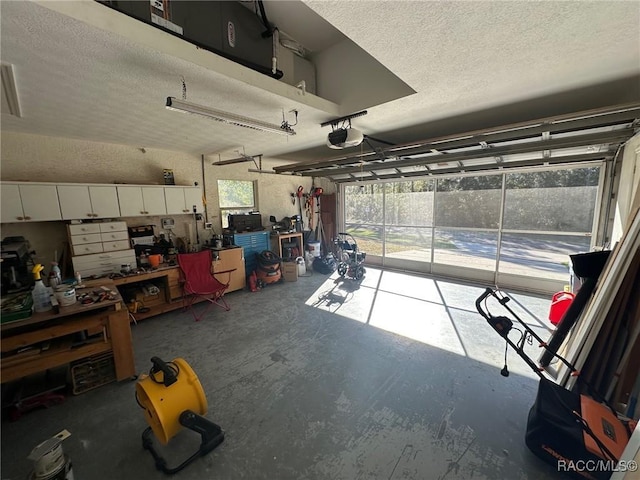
475;288;635;480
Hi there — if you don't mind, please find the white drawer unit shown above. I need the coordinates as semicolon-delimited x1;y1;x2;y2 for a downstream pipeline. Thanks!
102;240;131;252
100;230;129;242
69;221;132;263
72;243;104;256
69;224;101;235
71;233;103;245
99;221;127;233
72;249;137;278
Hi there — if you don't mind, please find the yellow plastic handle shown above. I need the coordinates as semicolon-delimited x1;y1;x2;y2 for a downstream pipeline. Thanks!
32;264;44;280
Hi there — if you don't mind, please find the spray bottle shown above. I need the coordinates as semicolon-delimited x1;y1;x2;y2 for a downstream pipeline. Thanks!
32;264;52;313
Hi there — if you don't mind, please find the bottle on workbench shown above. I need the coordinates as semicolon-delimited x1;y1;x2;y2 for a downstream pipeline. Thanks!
48;262;62;287
31;264;52;312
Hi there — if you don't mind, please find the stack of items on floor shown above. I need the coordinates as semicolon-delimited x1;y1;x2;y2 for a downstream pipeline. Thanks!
121;282;164;314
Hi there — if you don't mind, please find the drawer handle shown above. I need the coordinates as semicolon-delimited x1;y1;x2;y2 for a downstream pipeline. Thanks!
24;216;32;220
16;216;24;220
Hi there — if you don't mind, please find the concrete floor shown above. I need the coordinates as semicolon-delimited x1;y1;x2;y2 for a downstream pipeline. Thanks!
1;267;564;479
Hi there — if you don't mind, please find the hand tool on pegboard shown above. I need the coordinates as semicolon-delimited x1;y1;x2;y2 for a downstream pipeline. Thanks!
306;190;314;233
296;186;305;230
312;187;327;255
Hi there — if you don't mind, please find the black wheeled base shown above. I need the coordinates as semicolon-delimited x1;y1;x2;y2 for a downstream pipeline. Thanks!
142;410;225;474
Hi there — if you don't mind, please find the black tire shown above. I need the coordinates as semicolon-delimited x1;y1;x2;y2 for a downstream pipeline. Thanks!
354;265;364;281
337;263;347;277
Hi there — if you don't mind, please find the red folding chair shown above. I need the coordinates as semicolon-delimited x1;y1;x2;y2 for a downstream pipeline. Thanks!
177;250;235;321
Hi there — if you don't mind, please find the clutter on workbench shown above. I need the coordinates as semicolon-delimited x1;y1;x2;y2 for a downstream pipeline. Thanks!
1;236;34;295
0;292;33;323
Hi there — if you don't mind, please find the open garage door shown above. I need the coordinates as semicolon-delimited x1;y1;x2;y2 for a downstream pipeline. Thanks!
341;164;602;294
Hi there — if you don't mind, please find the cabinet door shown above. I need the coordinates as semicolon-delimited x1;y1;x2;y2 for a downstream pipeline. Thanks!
183;187;203;214
117;186;145;217
1;184;24;222
142;187;167;216
58;185;93;220
89;186;120;218
20;184;62;221
164;187;189;215
213;248;246;292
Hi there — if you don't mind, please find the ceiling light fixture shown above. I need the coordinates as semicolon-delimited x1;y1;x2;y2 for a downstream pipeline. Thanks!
165;97;296;136
1;63;22;118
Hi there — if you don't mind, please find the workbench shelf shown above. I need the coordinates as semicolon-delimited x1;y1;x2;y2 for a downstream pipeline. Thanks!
0;279;135;386
1;338;112;384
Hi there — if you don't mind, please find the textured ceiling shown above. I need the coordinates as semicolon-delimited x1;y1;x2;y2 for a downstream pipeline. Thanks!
1;0;639;166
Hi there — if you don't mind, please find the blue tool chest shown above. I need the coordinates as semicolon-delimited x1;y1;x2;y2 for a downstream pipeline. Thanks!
225;231;270;276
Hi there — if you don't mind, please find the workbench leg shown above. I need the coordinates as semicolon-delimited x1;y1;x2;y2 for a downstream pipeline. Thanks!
107;309;136;381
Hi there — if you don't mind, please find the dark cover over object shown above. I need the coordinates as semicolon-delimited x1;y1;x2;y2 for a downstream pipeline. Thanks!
525;378;612;480
570;250;611;280
313;256;336;275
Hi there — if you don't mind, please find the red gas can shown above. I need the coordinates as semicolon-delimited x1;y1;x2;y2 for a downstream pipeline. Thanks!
548;291;575;326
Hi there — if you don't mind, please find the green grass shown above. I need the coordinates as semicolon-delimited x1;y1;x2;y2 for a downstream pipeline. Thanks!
345;226;457;255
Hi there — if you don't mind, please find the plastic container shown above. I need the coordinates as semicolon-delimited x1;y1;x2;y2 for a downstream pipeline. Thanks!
548;291;575;326
295;256;306;276
148;254;162;268
31;264;52;313
308;242;321;258
49;262;61;288
54;285;76;307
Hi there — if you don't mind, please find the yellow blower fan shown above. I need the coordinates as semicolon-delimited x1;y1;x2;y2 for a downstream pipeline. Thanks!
136;357;224;474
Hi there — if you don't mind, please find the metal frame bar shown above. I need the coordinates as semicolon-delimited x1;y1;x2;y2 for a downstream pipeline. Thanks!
330;153;610;182
275;103;639;176
295;131;626;178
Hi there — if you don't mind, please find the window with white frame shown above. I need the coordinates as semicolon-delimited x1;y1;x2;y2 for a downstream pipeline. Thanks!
218;180;257;228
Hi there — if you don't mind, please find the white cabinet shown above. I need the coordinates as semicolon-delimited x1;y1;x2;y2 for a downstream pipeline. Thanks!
117;186;166;217
58;185;120;220
1;181;201;223
184;187;204;214
165;186;203;215
0;183;62;222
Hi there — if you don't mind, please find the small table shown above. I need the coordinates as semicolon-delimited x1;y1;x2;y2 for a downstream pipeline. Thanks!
272;232;304;261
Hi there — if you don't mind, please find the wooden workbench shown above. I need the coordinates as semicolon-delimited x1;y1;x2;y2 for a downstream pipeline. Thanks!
1;279;135;384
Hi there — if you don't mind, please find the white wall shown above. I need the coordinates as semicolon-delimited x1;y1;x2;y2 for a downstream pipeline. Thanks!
312;39;416;114
0;132;333;272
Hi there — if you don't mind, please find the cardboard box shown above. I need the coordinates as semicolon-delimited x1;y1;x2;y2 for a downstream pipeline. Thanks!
282;262;298;282
134;284;165;308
